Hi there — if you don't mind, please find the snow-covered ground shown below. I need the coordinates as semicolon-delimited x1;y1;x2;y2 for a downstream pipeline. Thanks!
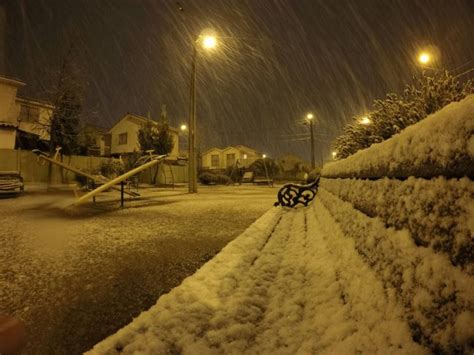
0;185;277;354
89;185;472;354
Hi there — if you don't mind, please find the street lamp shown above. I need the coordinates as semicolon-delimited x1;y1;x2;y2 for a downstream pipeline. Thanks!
359;116;371;125
188;33;218;193
418;51;431;65
305;113;316;169
332;151;337;159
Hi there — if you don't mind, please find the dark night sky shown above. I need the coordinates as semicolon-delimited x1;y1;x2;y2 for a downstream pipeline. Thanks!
3;0;474;162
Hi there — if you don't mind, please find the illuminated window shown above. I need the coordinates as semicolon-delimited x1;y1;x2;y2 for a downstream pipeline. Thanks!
20;105;40;122
118;133;128;145
226;153;235;167
211;154;219;167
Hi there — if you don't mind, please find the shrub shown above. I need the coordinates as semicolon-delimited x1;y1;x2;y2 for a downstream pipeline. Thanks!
249;158;280;177
199;172;231;185
334;71;473;159
216;174;231;185
99;159;125;178
199;172;218;185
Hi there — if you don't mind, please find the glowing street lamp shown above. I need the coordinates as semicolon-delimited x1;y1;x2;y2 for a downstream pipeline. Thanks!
180;124;187;131
262;154;267;159
202;35;217;49
359;116;371;125
332;151;337;159
305;112;316;169
418;51;431;65
188;32;218;193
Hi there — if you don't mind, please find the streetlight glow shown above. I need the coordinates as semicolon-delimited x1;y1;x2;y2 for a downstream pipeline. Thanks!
262;154;267;159
306;113;314;120
359;116;371;125
332;151;337;158
180;124;187;131
202;35;217;49
418;52;431;65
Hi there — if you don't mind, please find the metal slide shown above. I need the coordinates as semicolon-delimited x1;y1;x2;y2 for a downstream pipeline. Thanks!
32;149;140;198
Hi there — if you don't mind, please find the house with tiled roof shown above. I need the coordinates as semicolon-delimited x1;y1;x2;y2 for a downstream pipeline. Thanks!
201;145;262;170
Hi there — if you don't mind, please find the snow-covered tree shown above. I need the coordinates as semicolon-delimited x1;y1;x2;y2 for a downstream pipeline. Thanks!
137;122;174;155
334;71;472;159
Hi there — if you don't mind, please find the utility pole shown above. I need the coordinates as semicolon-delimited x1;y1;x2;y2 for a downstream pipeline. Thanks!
188;45;197;193
309;119;315;169
305;113;316;169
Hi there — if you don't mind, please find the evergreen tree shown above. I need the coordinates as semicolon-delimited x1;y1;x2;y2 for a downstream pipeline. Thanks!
137;122;174;155
46;44;85;155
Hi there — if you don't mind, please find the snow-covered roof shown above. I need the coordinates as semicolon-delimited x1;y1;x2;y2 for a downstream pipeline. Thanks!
108;113;179;134
16;96;55;109
0;76;25;88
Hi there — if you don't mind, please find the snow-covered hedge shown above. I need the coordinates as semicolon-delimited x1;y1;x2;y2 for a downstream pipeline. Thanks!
322;94;474;179
318;188;474;353
320;177;473;273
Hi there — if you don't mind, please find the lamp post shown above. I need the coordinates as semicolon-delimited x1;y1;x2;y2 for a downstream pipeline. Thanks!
306;113;316;169
179;124;188;156
188;34;217;193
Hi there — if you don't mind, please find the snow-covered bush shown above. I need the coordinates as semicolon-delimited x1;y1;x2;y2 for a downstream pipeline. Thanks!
334;71;472;159
320;177;473;272
318;188;474;353
98;159;125;178
324;95;474;179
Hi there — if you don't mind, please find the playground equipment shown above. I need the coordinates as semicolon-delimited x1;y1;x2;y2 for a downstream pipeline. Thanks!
32;149;140;198
72;155;167;207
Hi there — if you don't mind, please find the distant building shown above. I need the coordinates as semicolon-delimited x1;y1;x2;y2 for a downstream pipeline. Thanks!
107;113;180;157
78;123;108;156
16;97;53;147
201;145;262;170
0;75;53;150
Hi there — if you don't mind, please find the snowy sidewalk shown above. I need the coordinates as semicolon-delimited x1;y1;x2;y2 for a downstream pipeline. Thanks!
88;197;427;354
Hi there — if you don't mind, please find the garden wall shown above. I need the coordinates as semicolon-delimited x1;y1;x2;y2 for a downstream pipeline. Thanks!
319;95;474;353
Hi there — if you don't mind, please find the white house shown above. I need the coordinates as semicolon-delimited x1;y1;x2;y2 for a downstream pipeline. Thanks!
0;75;53;149
201;145;262;170
0;76;25;149
16;97;54;142
108;113;180;157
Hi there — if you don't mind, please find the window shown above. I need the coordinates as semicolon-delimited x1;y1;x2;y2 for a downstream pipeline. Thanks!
226;153;235;167
118;132;128;145
19;105;40;122
211;154;219;167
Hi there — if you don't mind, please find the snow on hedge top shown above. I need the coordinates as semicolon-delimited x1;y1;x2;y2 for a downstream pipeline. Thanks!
322;94;474;178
